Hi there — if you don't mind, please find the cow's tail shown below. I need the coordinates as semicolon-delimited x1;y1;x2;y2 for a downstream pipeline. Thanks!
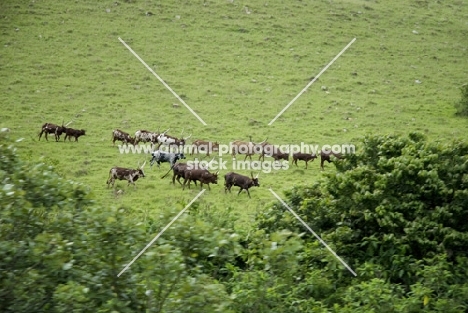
161;163;177;179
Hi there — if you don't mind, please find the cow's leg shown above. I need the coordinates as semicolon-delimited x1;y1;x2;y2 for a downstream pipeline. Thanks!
305;160;308;169
246;188;252;199
293;159;297;167
176;175;183;185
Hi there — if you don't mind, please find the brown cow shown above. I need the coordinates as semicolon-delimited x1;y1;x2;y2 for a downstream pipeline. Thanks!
191;140;220;157
320;150;342;170
112;129;135;146
64;128;86;142
224;172;260;198
259;144;289;162
230;137;268;161
135;129;161;146
292;152;317;169
183;169;219;190
106;161;146;189
38;122;67;142
171;162;195;186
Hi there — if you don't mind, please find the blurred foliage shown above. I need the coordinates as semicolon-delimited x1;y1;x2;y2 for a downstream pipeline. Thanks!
2;132;468;312
0;136;234;312
455;84;468;116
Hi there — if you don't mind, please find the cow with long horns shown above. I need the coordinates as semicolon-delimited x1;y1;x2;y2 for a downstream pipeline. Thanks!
38;121;72;142
134;129;160;146
106;161;146;189
112;129;135;146
224;172;260;198
150;150;186;169
157;129;191;152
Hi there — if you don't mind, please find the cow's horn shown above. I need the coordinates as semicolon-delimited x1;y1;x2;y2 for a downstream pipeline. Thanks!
255;172;259;179
65;120;73;127
259;138;268;145
140;160;146;169
215;170;219;175
184;133;192;140
180;128;184;136
163;128;170;134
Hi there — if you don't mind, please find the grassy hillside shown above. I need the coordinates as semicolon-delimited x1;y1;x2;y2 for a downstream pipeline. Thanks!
1;0;467;231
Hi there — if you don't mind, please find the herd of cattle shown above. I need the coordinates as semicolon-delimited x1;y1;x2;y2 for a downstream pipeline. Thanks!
38;124;342;198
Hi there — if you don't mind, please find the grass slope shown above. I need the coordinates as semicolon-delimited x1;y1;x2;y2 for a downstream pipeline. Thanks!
1;0;467;231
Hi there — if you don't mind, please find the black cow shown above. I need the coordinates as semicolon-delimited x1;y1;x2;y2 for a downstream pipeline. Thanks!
112;129;135;146
106;161;146;188
150;150;186;168
38;122;66;142
183;169;219;190
64;128;86;142
224;172;260;198
259;144;289;162
320;150;342;170
292;152;317;169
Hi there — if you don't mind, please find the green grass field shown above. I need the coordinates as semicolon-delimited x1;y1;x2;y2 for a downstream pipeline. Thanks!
1;0;467;231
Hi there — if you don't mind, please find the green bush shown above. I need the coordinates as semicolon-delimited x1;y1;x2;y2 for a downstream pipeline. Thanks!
455;84;468;116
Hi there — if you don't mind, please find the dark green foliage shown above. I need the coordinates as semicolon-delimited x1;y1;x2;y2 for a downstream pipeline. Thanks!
0;137;235;312
455;84;468;116
255;133;468;310
3;131;468;311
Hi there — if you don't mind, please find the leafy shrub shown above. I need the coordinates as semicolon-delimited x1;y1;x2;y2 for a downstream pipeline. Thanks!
455;84;468;116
